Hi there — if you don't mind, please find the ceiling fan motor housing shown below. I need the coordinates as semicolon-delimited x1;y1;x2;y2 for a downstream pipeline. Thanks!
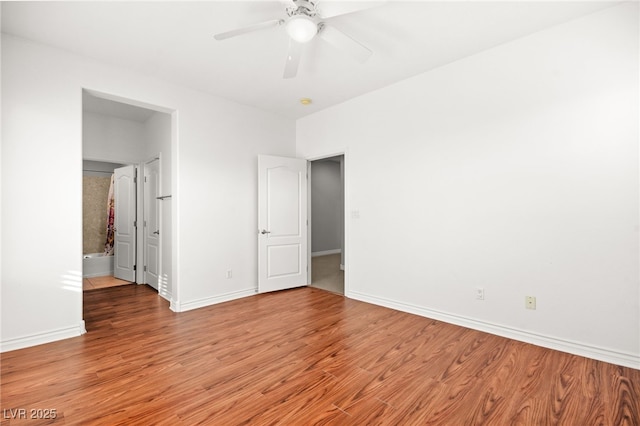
286;0;319;43
286;0;318;18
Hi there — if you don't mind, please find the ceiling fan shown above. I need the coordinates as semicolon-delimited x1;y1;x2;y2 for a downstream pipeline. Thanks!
214;0;380;79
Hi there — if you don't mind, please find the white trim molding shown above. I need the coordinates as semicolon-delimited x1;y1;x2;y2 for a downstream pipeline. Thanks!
158;290;172;303
347;290;640;370
171;288;256;313
0;322;86;353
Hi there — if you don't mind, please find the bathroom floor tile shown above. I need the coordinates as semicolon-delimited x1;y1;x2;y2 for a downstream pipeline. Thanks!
84;276;132;291
83;279;95;291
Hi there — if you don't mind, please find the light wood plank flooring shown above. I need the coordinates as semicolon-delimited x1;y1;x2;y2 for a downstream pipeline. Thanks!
1;285;638;425
82;275;132;291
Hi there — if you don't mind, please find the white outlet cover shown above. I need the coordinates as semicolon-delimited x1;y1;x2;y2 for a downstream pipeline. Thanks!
525;296;536;309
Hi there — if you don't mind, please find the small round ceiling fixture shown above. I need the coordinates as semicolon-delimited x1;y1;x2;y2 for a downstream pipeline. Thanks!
300;98;312;105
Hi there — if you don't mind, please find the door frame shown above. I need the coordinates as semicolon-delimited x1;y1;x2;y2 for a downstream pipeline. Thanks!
81;156;164;287
305;150;348;295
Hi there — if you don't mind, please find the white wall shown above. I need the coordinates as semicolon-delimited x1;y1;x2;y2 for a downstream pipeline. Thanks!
83;112;146;163
0;29;3;351
144;112;173;300
82;159;124;177
1;34;295;351
311;160;343;254
297;3;640;368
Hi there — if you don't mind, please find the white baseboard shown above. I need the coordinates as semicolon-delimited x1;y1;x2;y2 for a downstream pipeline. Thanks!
0;322;86;353
159;291;172;302
171;288;256;313
312;249;341;257
170;299;179;312
347;290;640;370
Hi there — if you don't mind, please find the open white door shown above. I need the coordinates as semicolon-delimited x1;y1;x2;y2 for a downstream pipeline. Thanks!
114;165;136;282
258;155;308;293
144;159;160;290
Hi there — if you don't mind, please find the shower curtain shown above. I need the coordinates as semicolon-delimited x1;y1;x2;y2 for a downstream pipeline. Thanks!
104;174;115;255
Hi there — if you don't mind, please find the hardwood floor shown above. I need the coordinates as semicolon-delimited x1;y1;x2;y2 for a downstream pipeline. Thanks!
1;285;638;425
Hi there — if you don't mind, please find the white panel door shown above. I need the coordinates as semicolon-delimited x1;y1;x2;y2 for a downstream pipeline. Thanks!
114;165;136;282
144;160;160;290
258;155;308;293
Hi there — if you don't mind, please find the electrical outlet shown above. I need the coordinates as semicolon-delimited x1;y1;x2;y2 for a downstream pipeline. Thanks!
476;288;484;300
525;296;536;310
226;269;232;279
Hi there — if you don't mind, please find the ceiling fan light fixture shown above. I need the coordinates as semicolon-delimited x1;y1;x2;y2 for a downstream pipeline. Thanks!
286;15;317;43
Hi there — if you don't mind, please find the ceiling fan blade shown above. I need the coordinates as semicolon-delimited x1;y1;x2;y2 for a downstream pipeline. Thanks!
214;19;284;41
316;1;385;19
317;24;372;63
283;39;304;79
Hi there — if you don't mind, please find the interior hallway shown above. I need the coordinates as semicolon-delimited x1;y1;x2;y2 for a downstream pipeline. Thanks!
310;254;344;295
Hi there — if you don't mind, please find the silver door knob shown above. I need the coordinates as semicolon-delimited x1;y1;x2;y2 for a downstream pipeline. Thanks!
260;229;271;234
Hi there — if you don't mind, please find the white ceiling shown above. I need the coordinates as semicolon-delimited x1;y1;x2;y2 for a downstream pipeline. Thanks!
2;1;617;120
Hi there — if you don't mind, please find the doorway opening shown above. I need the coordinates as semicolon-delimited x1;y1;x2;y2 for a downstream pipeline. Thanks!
81;90;172;301
309;155;345;295
82;160;132;290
